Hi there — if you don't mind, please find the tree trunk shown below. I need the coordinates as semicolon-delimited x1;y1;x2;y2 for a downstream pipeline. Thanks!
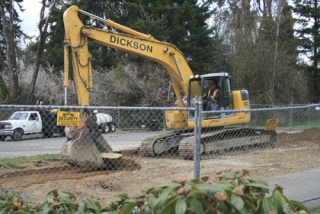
0;0;21;102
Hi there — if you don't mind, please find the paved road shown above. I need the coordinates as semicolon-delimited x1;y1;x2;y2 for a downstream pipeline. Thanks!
0;135;63;158
266;168;320;211
0;131;164;158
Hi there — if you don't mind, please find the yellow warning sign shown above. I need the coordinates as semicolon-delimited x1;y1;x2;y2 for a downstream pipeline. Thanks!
265;118;279;130
57;111;80;126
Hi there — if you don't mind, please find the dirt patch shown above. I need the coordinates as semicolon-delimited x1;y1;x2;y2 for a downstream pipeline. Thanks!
1;128;320;205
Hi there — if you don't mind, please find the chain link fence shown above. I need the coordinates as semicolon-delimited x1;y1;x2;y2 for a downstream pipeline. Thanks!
0;104;319;209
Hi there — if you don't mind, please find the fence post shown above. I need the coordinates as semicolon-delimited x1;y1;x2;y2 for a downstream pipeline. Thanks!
307;106;311;125
118;107;120;129
289;102;293;127
194;95;202;179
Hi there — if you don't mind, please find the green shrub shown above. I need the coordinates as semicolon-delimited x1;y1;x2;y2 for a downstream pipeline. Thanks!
105;169;311;214
0;169;314;213
0;188;105;214
0;190;38;213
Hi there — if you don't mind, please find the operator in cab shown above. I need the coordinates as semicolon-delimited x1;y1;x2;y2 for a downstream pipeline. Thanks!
203;80;220;111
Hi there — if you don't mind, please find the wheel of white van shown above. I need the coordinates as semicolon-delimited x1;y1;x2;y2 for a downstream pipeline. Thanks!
0;135;6;141
59;130;66;137
43;132;53;138
110;123;116;132
102;124;110;133
11;129;23;141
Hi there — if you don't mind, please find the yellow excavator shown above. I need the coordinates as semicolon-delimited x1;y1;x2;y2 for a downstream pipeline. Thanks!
61;5;277;168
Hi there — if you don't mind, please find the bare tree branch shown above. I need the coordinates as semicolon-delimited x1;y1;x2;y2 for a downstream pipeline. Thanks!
28;0;58;104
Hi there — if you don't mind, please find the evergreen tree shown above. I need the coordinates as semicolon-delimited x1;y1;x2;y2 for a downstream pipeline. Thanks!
108;0;215;74
40;0;122;72
293;0;320;102
41;3;65;74
33;1;220;105
275;3;308;104
56;0;215;74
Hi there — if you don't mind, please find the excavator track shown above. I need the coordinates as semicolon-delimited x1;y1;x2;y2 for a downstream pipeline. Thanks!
179;128;277;159
139;128;277;159
139;130;193;156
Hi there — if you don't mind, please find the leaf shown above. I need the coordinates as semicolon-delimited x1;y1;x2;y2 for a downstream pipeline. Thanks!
286;200;311;214
188;197;204;214
246;182;269;191
58;190;77;204
54;203;71;213
261;198;276;214
85;198;101;212
0;203;12;214
136;192;146;198
16;207;38;214
249;176;269;191
124;198;138;203
231;179;239;187
159;195;179;214
35;204;52;214
119;202;138;214
118;193;130;199
159;182;182;188
216;202;229;213
175;198;187;214
73;200;86;214
154;186;178;210
195;183;228;193
231;195;244;210
73;210;86;214
78;200;86;210
44;195;56;204
148;197;157;210
187;190;209;198
272;190;285;214
196;198;210;208
218;199;244;214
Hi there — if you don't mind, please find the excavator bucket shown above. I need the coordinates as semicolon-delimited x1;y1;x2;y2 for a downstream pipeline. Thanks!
61;116;120;169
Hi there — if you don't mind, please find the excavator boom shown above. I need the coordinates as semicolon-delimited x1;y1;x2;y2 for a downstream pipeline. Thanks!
63;5;192;107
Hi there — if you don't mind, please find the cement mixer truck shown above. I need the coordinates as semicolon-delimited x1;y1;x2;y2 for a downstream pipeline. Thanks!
64;111;116;136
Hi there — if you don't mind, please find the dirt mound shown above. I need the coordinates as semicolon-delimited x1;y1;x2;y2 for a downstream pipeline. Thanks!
277;128;320;146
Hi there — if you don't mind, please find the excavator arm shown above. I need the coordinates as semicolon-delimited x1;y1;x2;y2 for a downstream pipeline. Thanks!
63;5;193;107
61;5;196;168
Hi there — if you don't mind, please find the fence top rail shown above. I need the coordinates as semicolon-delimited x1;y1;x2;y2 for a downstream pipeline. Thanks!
0;103;319;112
0;104;194;111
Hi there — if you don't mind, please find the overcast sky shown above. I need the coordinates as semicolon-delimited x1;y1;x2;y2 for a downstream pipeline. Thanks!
19;1;298;36
20;1;42;37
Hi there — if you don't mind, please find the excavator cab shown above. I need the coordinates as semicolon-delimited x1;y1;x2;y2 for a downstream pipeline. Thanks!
187;73;233;120
185;72;250;129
